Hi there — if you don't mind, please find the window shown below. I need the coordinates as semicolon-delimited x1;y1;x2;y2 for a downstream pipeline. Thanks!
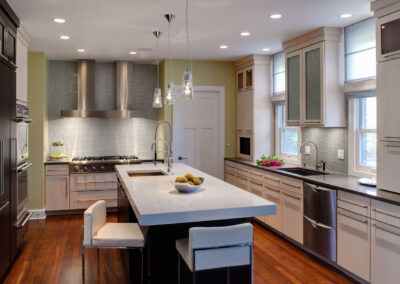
345;18;376;81
272;52;285;94
275;105;300;163
349;96;376;177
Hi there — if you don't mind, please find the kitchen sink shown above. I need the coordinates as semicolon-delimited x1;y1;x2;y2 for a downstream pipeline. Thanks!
128;170;168;177
278;167;328;176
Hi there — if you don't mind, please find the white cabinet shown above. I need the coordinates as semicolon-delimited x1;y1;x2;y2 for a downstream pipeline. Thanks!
281;189;303;244
46;175;69;211
236;90;253;131
263;184;282;231
16;27;29;104
236;66;253;91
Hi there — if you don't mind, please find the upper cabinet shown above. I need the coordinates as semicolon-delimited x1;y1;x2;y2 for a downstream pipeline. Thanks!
0;3;19;66
236;66;253;91
16;26;29;104
283;27;346;127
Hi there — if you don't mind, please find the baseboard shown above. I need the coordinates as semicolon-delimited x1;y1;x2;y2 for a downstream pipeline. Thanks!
29;209;47;220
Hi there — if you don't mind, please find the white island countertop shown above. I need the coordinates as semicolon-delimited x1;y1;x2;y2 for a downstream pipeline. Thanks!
115;163;276;226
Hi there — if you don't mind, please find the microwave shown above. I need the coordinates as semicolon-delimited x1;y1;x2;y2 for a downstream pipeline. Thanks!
377;10;400;62
237;131;253;160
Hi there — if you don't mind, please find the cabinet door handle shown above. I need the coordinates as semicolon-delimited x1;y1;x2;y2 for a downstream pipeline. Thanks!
282;191;301;200
338;198;368;209
0;141;3;197
264;176;280;183
372;208;400;220
0;201;9;212
77;198;117;203
337;210;368;224
236;175;247;181
76;181;117;185
264;185;280;193
65;178;68;196
250;180;262;186
372;224;400;237
281;181;301;189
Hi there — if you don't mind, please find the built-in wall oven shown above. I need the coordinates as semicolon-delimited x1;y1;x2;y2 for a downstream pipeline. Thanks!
15;104;32;246
237;131;253;160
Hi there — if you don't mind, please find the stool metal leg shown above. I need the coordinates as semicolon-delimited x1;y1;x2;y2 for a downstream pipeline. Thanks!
97;248;100;283
177;254;181;284
192;271;196;284
227;267;230;284
82;247;85;284
139;248;144;284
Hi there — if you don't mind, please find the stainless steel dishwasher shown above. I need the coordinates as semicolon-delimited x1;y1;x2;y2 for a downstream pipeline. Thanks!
303;182;337;262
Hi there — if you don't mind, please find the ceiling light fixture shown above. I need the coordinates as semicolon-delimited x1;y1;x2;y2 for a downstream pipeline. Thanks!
59;35;70;40
220;45;228;49
270;14;282;19
129;51;137;55
241;32;250;36
262;48;270;52
181;0;194;100
54;18;66;23
152;31;163;109
164;13;176;106
340;13;352;18
77;49;85;52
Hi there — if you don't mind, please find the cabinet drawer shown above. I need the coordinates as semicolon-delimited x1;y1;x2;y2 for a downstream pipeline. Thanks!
338;191;370;217
263;172;281;190
225;170;236;185
235;173;248;191
46;164;69;176
70;173;117;192
225;161;237;169
225;166;236;175
70;190;117;210
249;168;264;183
371;199;400;228
236;164;251;174
249;179;263;197
280;177;303;195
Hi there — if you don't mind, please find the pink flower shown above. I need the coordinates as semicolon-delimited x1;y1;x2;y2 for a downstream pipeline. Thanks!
260;159;265;163
276;162;282;167
270;159;275;163
265;162;271;167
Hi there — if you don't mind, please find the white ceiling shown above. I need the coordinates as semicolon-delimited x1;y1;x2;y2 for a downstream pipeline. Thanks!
8;0;372;62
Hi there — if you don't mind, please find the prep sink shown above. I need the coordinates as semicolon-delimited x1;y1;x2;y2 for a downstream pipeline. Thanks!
278;167;328;176
128;170;168;177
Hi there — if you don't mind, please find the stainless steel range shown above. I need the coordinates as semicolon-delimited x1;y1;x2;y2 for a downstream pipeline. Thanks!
69;155;141;173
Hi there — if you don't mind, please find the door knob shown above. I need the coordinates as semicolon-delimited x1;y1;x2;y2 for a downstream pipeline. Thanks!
178;156;188;160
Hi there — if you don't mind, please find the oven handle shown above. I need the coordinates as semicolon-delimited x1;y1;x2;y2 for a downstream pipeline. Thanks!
17;162;33;174
0;140;3;196
16;211;32;228
15;117;32;123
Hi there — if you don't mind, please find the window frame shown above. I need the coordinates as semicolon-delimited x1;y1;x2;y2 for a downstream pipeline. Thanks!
275;104;301;165
348;97;376;178
272;51;286;96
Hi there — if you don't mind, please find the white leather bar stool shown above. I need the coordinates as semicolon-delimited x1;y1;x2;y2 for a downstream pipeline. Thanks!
82;200;148;284
175;223;253;284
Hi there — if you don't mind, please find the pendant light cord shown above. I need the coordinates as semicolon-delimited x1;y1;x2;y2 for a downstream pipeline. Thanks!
156;36;159;88
168;20;173;82
186;0;192;73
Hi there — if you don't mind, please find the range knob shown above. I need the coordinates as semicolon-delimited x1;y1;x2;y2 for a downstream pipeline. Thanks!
83;166;88;172
100;166;105;171
74;166;80;172
92;166;97;171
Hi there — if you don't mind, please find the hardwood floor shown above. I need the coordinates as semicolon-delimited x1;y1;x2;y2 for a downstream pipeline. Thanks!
4;214;352;284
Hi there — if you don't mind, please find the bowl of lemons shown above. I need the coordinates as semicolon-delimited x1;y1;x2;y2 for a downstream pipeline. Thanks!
174;173;204;193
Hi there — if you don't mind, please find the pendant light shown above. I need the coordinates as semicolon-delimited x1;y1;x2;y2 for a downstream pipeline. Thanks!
164;14;175;105
181;0;194;100
152;31;163;108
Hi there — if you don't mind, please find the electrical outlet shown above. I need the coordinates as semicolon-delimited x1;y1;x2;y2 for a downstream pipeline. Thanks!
338;149;345;160
305;146;311;155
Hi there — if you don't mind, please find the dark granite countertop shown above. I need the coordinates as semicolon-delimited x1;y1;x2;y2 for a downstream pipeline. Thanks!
44;158;164;165
225;157;400;207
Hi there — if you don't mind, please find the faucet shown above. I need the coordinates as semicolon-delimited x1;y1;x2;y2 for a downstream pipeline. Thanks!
151;138;172;173
153;120;173;170
300;141;323;171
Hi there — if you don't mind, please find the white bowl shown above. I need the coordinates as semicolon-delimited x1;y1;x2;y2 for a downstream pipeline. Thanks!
174;177;204;193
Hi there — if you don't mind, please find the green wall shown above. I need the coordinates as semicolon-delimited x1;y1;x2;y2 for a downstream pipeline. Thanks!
159;59;236;157
27;52;48;209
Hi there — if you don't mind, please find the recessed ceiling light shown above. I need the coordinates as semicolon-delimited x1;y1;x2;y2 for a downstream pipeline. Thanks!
77;49;85;52
220;45;228;49
53;18;66;23
241;32;250;37
129;51;137;55
270;14;282;19
340;13;352;18
262;48;270;52
59;35;70;40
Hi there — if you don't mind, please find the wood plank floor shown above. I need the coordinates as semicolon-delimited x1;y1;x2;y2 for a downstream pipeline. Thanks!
4;214;353;284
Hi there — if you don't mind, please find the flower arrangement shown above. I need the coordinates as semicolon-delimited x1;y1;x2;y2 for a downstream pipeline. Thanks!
256;155;284;167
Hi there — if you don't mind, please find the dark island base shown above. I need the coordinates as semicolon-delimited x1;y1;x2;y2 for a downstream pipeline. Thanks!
121;205;252;284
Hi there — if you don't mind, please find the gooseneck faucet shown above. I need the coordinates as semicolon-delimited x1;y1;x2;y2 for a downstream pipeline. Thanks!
152;120;173;172
300;141;323;171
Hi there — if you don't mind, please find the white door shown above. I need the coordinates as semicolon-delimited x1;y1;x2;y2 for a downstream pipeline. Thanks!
173;86;225;179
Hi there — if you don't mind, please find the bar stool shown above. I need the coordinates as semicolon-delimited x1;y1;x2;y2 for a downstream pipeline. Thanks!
175;223;253;284
82;200;148;284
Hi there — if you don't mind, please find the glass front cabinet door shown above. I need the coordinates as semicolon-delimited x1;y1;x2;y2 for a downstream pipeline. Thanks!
286;51;302;125
304;42;323;125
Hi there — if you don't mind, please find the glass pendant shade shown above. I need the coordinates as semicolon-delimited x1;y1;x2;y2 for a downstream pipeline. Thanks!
181;71;194;100
165;81;175;105
152;88;162;108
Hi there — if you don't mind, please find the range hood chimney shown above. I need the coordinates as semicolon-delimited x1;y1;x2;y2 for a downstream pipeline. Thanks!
61;60;149;118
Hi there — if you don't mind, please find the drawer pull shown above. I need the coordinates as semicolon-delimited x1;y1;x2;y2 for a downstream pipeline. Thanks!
264;176;280;182
76;181;117;185
250;180;262;186
372;224;400;237
251;172;263;178
338;198;368;209
77;198;117;203
282;191;301;200
236;175;247;181
264;185;280;193
337;210;368;224
372;208;400;220
47;169;67;172
281;181;301;189
225;170;236;176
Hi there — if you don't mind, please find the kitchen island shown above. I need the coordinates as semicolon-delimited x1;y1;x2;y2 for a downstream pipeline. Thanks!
115;163;276;284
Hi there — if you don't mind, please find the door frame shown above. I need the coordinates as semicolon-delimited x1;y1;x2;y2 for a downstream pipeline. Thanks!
172;85;225;179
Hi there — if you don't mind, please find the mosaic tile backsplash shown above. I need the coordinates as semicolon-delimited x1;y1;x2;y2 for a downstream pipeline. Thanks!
48;60;158;159
301;128;348;174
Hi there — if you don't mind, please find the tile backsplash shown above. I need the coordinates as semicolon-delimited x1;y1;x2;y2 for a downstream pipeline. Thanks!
47;60;157;159
301;128;348;174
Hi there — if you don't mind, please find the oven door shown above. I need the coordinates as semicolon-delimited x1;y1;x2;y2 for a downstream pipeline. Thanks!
16;162;32;219
16;119;30;165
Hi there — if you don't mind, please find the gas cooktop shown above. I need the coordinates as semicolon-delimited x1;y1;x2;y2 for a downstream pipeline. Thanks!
71;155;139;162
70;155;141;173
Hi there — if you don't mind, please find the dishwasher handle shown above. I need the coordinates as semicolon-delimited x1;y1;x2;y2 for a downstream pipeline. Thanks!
304;215;335;230
305;183;336;193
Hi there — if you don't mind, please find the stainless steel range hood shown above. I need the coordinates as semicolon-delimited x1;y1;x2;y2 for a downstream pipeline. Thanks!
61;60;150;118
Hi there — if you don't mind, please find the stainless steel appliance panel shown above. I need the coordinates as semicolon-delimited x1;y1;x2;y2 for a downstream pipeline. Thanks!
304;183;337;227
